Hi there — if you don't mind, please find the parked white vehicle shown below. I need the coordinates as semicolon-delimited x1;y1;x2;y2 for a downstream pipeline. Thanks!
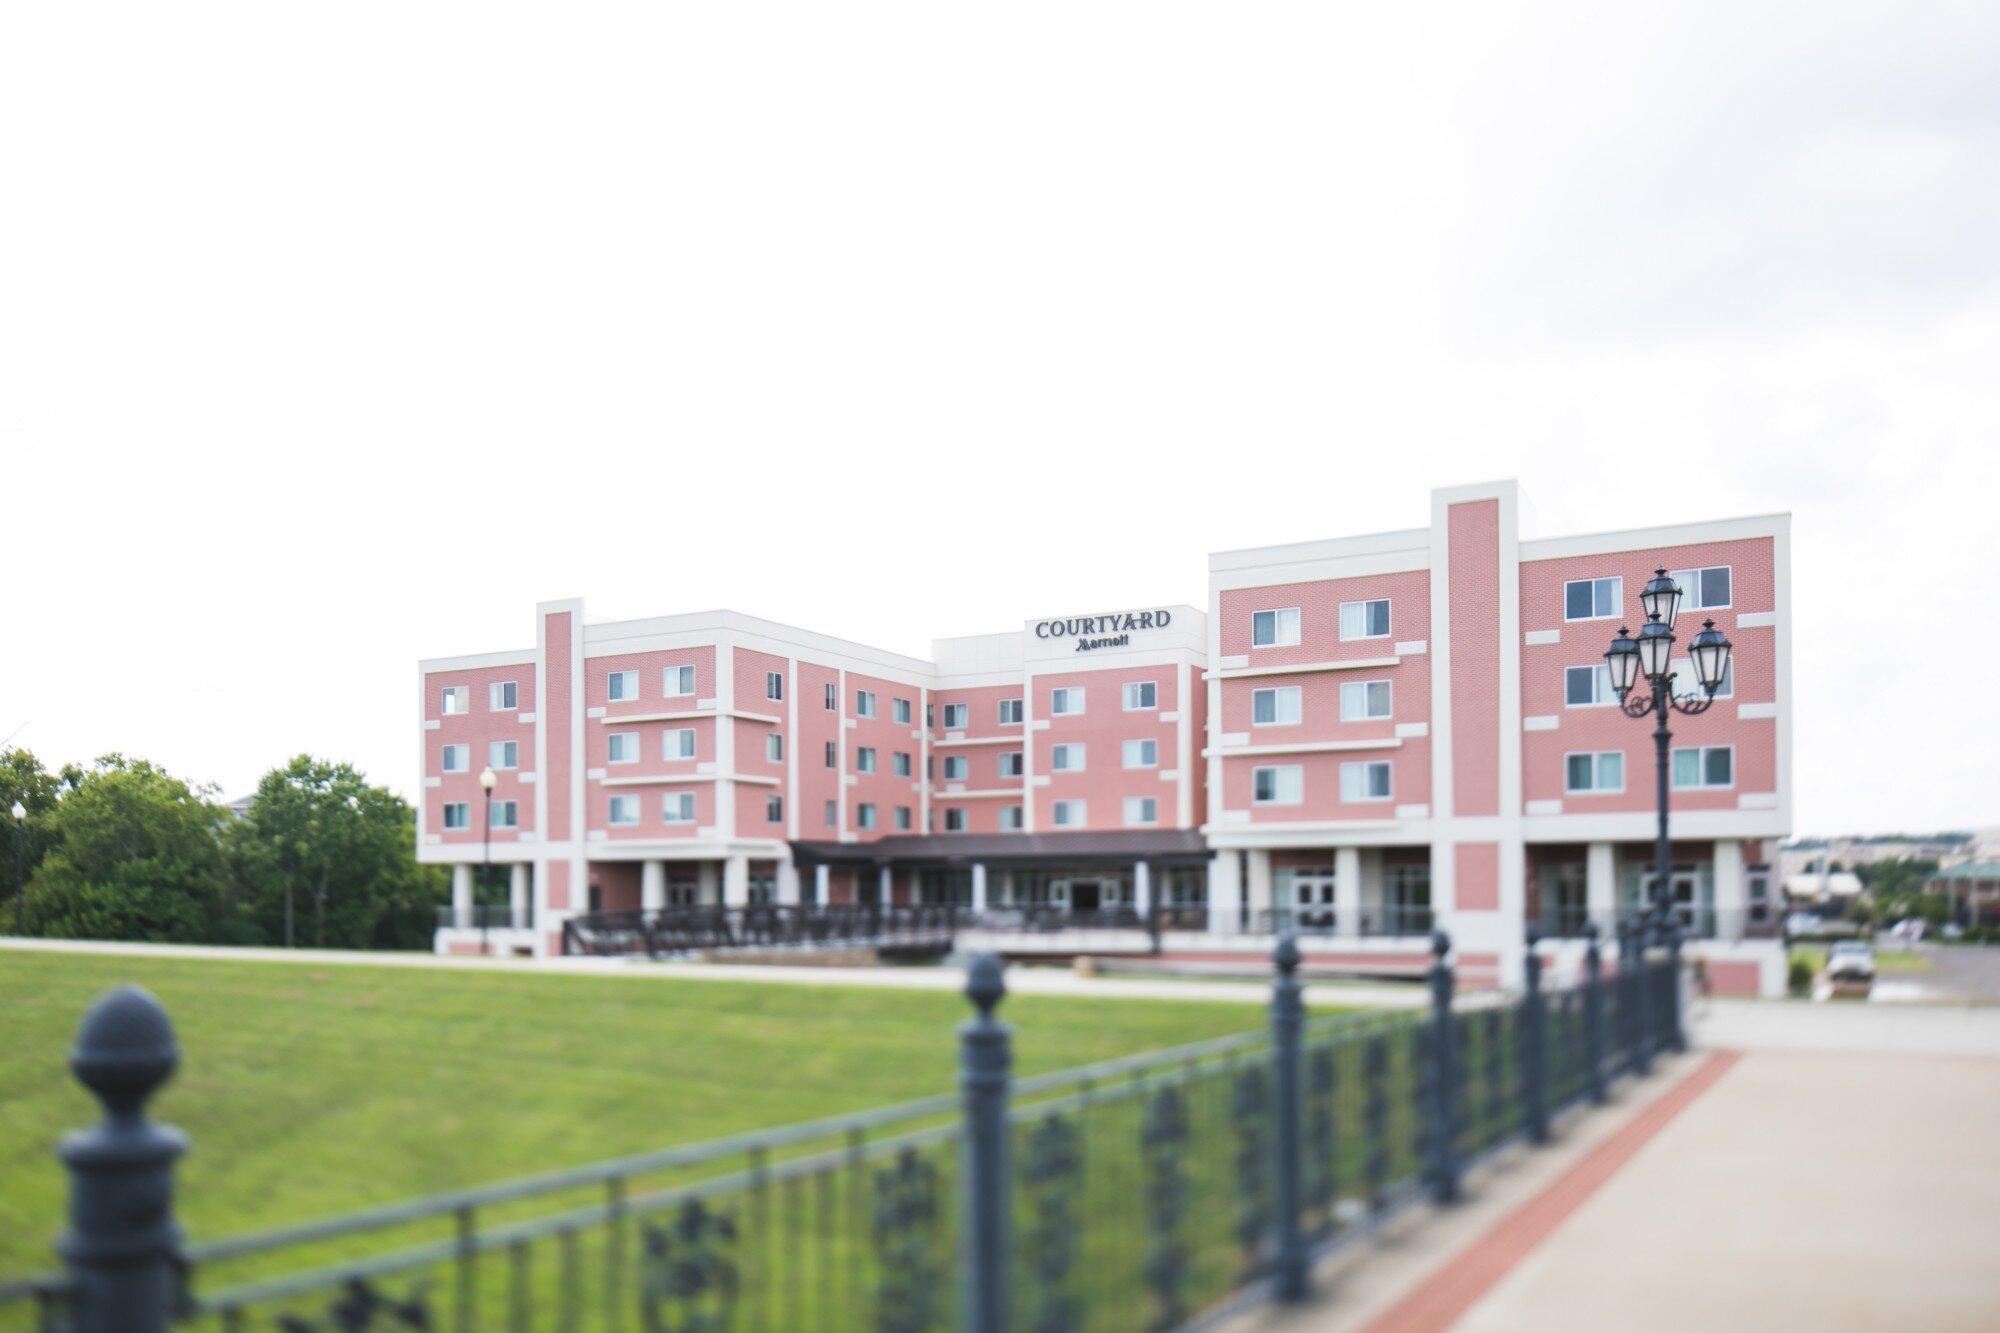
1826;940;1876;982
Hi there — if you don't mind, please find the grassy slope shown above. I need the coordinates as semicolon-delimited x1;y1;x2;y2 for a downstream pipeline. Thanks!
0;952;1267;1280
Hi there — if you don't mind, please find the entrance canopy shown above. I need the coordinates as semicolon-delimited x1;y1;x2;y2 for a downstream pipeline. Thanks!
790;828;1210;872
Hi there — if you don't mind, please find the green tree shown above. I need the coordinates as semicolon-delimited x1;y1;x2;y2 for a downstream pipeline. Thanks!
227;755;446;950
21;756;245;943
0;748;67;931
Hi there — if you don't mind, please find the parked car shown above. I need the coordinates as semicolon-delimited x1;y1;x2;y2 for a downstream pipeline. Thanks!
1826;940;1876;982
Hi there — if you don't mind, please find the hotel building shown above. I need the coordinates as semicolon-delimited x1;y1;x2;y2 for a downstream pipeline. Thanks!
419;480;1792;993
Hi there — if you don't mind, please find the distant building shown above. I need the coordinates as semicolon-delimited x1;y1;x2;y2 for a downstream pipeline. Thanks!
1781;869;1864;904
1777;832;1973;879
1926;861;2000;925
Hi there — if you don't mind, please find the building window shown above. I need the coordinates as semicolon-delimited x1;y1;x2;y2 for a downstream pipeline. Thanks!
857;803;878;830
943;703;969;729
441;744;469;773
489;740;518;770
999;698;1024;725
1339;599;1391;640
999;751;1024;778
895;805;914;830
1052;800;1086;827
1670;566;1732;611
1564;664;1615;707
825;741;837;768
766;671;784;701
856;747;877;774
1252;686;1302;726
494;799;520;826
824;799;838;827
608;795;639;826
1000;805;1025;831
1671;654;1734;698
1123;738;1158;769
1253;765;1304;805
1051;743;1084;772
663;665;695;697
765;733;784;763
1672;746;1734;789
664;729;696;760
852;690;875;718
1339;761;1393;802
1123;796;1157;826
489;681;518;711
1252;608;1301;647
893;751;912;777
1565;751;1625;793
1339;680;1392;721
1564;577;1622;621
893;697;912;724
943;808;967;832
1123;681;1157;710
608;732;639;764
441;686;469;715
607;670;639;702
1050;687;1085;716
824;682;838;711
663;792;696;823
766;794;784;823
943;755;969;781
442;802;470;830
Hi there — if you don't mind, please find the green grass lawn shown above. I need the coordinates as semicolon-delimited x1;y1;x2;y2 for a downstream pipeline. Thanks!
0;952;1272;1282
1788;945;1936;976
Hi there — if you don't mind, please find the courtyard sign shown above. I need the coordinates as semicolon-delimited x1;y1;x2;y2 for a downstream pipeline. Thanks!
1034;609;1173;652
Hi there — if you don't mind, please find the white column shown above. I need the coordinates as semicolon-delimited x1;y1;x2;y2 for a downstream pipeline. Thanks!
1713;839;1745;939
509;863;530;926
1001;869;1016;908
813;862;831;905
1133;860;1152;918
1246;849;1274;929
776;859;802;905
970;862;988;912
1586;842;1617;931
723;855;750;907
698;860;719;905
877;865;892;905
1208;851;1242;934
1335;847;1362;939
451;864;473;928
641;859;666;912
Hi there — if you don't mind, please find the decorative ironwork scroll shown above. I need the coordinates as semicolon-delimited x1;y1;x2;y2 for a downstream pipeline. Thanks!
275;1278;433;1332
639;1198;739;1333
1363;1034;1390;1213
872;1147;943;1333
1020;1113;1082;1333
1140;1084;1190;1332
1304;1046;1338;1229
1231;1066;1269;1272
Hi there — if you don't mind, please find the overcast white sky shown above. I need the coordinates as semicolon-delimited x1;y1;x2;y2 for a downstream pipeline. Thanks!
2;3;1994;835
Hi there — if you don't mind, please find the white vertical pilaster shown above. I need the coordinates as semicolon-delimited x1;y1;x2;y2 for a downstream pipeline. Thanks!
715;641;737;840
877;865;892;905
1020;668;1037;833
698;860;719;905
813;862;830;905
1133;860;1152;918
1246;849;1274;925
1586;842;1617;928
1208;851;1242;934
510;863;530;926
1713;839;1745;937
1174;662;1193;828
451;864;473;928
970;862;988;912
776;858;801;905
641;859;666;912
1335;847;1361;939
785;657;800;840
918;686;932;832
723;855;750;907
837;668;849;841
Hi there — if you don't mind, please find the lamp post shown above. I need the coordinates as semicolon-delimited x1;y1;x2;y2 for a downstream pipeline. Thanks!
479;767;497;956
1603;570;1733;1055
10;801;25;936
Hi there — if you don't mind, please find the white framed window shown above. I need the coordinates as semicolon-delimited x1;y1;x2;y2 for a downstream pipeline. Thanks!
943;703;969;729
1339;680;1392;721
895;805;914;830
943;755;969;781
1670;566;1733;611
1251;608;1301;647
608;732;639;764
441;743;469;773
765;733;784;763
608;795;640;826
943;808;967;832
607;670;639;702
1564;664;1615;707
663;729;696;760
1050;687;1085;716
1671;654;1734;698
662;792;696;823
1253;765;1304;805
824;682;837;711
857;803;878;830
1123;738;1158;769
661;664;695;696
1564;751;1625;794
999;699;1024;725
1564;577;1623;621
855;690;877;718
1052;799;1086;827
1123;681;1158;711
894;751;913;777
1124;796;1158;826
998;751;1024;778
1252;686;1302;726
489;681;518;712
999;805;1025;831
1672;746;1734;789
442;802;470;830
765;794;784;823
490;802;516;832
856;746;877;774
441;686;469;716
1339;599;1391;641
893;698;912;724
824;799;838;827
1339;761;1393;802
489;740;518;770
765;671;784;701
1051;743;1085;772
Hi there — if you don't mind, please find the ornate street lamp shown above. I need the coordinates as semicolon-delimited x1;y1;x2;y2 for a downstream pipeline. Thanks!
1604;569;1732;1057
10;801;25;937
479;767;497;957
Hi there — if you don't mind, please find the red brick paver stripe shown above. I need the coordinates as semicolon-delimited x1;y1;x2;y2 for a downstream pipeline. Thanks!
1363;1051;1744;1333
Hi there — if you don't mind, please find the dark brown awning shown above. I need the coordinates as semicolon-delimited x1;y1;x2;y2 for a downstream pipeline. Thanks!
790;828;1209;870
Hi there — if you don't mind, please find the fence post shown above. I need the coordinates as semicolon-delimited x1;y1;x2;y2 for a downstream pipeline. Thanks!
1623;916;1652;1077
1270;934;1307;1301
1521;925;1549;1145
959;953;1012;1333
1583;923;1608;1105
1424;931;1460;1205
1663;917;1686;1053
58;985;187;1333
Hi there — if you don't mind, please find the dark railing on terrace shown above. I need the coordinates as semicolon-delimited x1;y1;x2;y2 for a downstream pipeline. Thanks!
563;903;965;959
435;905;528;931
1252;904;1437;938
2;925;1687;1332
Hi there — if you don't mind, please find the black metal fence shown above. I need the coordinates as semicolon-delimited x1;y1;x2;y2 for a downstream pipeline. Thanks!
0;924;1680;1332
